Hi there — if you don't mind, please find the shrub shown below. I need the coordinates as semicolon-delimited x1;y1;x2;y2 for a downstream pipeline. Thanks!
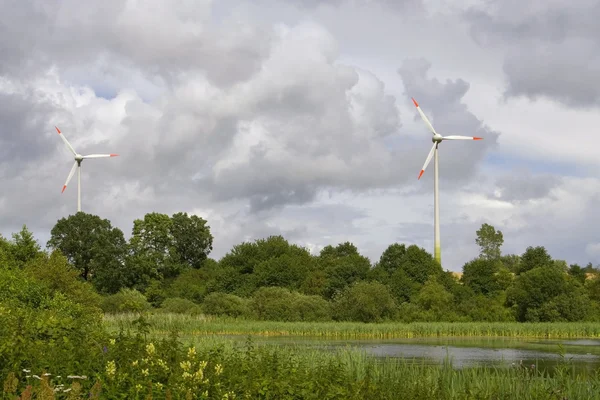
332;281;397;322
202;292;250;318
160;297;203;315
249;287;332;321
101;288;152;313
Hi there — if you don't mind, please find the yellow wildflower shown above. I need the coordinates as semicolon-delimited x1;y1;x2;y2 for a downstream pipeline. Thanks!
194;368;203;380
141;369;149;377
180;360;191;371
187;346;196;359
156;382;163;390
199;360;208;370
109;338;116;345
203;391;208;397
215;364;223;375
136;384;142;391
105;360;116;378
131;360;138;367
146;343;156;356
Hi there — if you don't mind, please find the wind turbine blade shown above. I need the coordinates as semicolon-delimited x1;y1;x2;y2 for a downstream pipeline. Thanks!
418;143;437;180
62;161;78;193
443;135;483;140
411;98;437;135
55;126;77;156
82;154;119;159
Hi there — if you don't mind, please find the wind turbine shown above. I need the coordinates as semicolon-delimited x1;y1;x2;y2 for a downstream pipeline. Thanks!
411;98;482;266
55;126;119;213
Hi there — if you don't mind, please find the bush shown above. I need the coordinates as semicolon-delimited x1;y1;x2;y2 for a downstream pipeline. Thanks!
202;292;250;318
332;281;397;322
249;287;332;321
101;288;152;313
160;297;203;315
0;259;106;379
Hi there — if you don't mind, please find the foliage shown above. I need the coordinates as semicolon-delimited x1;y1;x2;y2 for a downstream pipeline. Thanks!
101;288;152;313
202;292;250;318
250;287;332;321
475;223;504;260
333;281;396;322
47;212;128;293
160;297;203;315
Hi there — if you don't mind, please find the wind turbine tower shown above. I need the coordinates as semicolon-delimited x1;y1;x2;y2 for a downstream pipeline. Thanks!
55;126;119;212
411;98;483;266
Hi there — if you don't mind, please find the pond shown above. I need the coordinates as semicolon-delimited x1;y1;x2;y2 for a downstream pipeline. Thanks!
202;335;600;375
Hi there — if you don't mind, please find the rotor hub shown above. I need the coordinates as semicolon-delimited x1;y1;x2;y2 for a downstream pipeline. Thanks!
432;135;443;143
75;155;83;162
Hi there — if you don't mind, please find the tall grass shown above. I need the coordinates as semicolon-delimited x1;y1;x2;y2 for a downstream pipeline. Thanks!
104;313;600;339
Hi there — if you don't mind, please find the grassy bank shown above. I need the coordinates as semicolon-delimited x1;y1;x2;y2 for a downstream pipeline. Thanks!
6;332;600;399
103;313;600;339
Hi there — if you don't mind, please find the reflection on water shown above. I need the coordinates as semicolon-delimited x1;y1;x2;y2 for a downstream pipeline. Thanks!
217;335;600;374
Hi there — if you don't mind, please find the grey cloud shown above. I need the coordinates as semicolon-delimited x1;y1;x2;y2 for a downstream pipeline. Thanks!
495;171;561;202
398;57;500;182
464;0;600;107
1;0;271;88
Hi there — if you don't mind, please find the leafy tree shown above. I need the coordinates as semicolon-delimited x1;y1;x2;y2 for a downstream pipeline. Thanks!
475;223;503;260
506;265;590;321
500;254;521;274
518;246;553;274
319;242;371;299
11;225;42;266
47;212;127;293
170;212;213;268
415;277;455;321
332;281;396;322
569;264;587;285
396;245;441;285
461;258;502;295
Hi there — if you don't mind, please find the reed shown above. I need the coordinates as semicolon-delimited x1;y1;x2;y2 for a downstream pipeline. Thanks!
103;313;600;339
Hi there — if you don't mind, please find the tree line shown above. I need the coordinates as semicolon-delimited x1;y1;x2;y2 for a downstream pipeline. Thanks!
1;212;599;323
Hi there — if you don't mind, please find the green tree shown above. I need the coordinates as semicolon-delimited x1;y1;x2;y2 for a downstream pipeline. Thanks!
11;225;42;266
475;223;503;260
519;246;553;274
396;245;441;285
569;264;587;285
332;281;397;322
47;212;127;293
506;265;591;321
374;243;407;278
415;277;455;321
461;258;502;295
319;242;371;299
128;212;181;287
170;212;213;268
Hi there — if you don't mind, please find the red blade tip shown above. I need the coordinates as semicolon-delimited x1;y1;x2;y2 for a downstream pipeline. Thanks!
411;97;419;107
55;126;61;134
473;137;483;140
61;185;67;193
110;154;119;157
418;170;424;180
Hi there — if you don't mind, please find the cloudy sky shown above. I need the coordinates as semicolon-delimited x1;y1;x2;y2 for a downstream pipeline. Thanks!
1;0;598;271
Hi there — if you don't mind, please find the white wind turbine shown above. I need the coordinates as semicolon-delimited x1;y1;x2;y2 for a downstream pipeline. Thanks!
55;126;119;212
412;98;482;266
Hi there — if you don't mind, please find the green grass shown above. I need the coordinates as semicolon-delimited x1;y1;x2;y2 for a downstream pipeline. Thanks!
103;313;600;339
